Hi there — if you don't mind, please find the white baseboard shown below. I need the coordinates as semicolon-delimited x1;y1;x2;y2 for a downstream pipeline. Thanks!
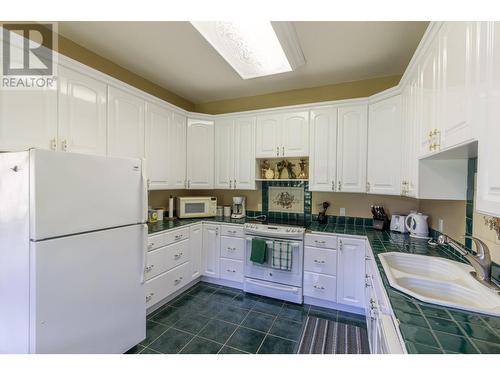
304;296;366;316
146;278;201;316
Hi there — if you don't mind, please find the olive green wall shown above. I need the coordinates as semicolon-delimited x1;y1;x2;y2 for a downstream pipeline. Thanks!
194;75;402;114
56;33;196;111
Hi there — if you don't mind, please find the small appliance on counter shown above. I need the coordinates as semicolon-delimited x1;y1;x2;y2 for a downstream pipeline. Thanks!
405;212;430;239
231;196;246;219
317;201;330;224
390;214;408;233
371;205;390;230
176;196;217;218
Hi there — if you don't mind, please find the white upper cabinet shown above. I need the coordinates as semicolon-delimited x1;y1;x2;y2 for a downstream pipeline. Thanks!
215;116;256;190
214;118;235;189
255;114;282;157
186;118;214;189
367;95;402;196
58;66;107;155
145;101;171;189
309;107;338;191
233;116;256;190
337;104;368;193
418;37;440;157
107;86;145;159
168;113;187;189
476;22;500;217
282;111;309;157
401;72;420;198
255;111;309;158
439;22;477;149
0;87;57;152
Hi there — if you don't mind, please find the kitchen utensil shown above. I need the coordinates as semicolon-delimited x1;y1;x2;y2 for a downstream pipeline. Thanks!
405;212;430;238
317;201;330;224
390;215;408;233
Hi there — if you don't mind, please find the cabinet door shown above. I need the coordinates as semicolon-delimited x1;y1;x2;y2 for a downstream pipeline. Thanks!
419;38;440;156
107;86;145;159
367;96;402;195
282;111;309;157
255;114;281;157
58;66;107;155
168;113;187;189
186;118;214;189
190;224;203;280
145;102;171;189
337;237;365;308
214;118;235;189
309;108;338;191
477;22;500;217
407;75;420;198
337;105;368;192
439;22;476;149
202;224;220;278
234;116;256;190
0;87;57;152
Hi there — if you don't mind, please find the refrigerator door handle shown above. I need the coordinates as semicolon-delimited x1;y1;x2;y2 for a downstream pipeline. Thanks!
141;158;148;223
140;224;147;284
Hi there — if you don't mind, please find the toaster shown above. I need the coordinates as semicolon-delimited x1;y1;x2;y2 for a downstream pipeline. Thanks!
390;215;408;233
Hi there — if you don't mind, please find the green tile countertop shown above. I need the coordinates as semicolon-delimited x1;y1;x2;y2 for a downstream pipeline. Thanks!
148;218;500;353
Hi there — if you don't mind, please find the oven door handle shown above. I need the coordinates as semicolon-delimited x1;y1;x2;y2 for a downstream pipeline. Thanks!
245;278;300;293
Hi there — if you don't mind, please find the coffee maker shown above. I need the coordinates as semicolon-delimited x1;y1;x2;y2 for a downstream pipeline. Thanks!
231;196;246;219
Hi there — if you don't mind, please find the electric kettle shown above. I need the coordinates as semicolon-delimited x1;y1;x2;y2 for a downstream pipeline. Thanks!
405;212;429;239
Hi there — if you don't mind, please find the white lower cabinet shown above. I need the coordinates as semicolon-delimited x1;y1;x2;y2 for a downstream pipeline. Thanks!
145;240;190;281
219;258;244;283
303;272;337;301
145;262;190;309
336;237;366;308
220;236;245;260
189;224;203;280
202;223;220;278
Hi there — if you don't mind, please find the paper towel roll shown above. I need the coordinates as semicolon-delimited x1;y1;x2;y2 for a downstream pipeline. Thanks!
169;196;174;218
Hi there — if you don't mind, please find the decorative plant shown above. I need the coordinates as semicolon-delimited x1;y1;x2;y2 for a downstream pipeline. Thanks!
484;216;500;240
277;159;296;179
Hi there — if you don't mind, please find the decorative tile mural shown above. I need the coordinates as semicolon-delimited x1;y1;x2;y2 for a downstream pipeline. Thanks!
268;186;304;213
261;180;311;223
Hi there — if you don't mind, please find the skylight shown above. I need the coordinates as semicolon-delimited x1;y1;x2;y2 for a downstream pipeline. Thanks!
191;21;304;80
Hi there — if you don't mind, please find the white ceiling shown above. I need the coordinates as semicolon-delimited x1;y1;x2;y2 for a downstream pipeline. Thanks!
58;21;428;104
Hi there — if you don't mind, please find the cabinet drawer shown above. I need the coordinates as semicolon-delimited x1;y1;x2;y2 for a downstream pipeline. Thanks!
145;262;190;308
305;234;337;249
303;271;337;302
220;236;245;260
221;225;244;238
145;239;190;280
219;258;244;283
164;227;189;246
148;233;166;252
304;246;338;275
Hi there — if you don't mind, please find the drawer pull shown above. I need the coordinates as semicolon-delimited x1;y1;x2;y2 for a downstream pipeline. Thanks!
313;259;326;264
148;243;154;249
313;285;325;290
174;234;183;241
174;277;184;284
227;247;236;251
314;240;326;245
145;265;154;273
227;230;237;234
226;269;236;273
146;293;154;302
174;252;183;259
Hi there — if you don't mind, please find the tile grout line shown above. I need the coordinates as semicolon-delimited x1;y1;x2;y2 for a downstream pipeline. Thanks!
255;302;285;354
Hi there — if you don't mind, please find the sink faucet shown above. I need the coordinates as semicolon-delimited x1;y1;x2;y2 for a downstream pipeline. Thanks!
437;234;498;290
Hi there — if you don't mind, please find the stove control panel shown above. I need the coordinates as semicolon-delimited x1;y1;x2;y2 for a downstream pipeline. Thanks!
244;223;305;239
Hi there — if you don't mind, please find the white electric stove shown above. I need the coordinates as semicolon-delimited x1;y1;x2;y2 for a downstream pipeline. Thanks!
243;222;305;303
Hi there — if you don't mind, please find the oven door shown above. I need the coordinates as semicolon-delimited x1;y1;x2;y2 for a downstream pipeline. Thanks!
244;236;303;287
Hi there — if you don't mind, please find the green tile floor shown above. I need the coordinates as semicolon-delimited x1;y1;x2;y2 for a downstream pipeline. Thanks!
126;282;367;354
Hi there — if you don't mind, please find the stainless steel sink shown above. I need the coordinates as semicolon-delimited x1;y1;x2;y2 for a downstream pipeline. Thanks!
379;252;500;316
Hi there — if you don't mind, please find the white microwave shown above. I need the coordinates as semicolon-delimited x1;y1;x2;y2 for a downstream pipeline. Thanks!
176;196;217;218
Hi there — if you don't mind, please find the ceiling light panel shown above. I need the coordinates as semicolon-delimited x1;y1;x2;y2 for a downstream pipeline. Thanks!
191;21;295;79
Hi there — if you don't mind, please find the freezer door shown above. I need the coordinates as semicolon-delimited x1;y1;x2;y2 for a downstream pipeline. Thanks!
30;149;147;240
29;225;147;354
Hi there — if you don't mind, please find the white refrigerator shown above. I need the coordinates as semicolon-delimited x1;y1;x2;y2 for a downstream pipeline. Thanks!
0;149;148;354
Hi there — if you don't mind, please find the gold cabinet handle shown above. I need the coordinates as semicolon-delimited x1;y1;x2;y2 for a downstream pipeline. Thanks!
276;147;279;156
338;181;342;191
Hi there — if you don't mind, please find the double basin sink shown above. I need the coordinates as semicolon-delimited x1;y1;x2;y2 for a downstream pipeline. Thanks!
379;252;500;317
